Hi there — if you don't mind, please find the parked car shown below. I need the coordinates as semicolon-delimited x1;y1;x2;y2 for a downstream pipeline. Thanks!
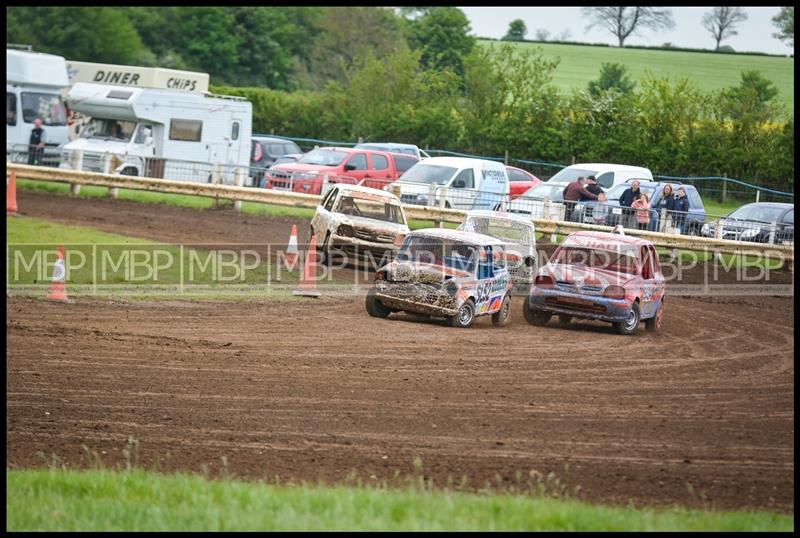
524;230;665;335
505;182;569;219
701;202;794;244
457;210;538;289
265;147;416;194
506;166;542;199
588;181;706;235
310;184;410;268
366;228;514;328
354;142;431;160
546;163;653;189
250;136;303;186
386;156;510;211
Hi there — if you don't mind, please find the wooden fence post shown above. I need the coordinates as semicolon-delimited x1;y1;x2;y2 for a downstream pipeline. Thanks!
721;174;727;204
234;167;244;212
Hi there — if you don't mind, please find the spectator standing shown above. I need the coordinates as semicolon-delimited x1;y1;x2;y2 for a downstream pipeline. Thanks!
673;186;690;233
632;193;651;230
562;176;598;221
618;180;642;228
592;192;610;225
28;118;46;165
585;175;604;196
657;184;677;230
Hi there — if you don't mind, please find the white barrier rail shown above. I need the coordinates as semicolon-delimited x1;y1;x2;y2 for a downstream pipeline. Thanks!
7;163;793;262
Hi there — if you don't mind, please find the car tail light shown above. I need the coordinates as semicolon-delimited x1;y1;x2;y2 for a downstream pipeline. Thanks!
603;285;625;299
534;275;555;288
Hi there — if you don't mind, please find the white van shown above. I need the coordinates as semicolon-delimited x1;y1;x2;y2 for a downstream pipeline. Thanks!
546;163;653;189
59;82;252;184
7;47;70;159
386;156;510;210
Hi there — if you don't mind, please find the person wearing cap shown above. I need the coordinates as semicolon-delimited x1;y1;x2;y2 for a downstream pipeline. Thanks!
585;175;604;197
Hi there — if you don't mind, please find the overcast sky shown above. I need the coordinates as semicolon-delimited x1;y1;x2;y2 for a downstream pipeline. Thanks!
460;6;793;56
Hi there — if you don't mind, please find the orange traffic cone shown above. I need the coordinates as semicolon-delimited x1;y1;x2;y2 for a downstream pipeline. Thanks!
285;224;299;271
292;234;321;297
47;245;70;302
7;171;18;215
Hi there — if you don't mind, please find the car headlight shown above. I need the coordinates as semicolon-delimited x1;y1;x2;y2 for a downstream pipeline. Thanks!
741;228;759;239
701;223;710;235
337;224;354;237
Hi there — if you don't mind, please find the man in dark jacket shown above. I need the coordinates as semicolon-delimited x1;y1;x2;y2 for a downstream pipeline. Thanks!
28;118;46;165
562;176;598;222
618;180;642;228
585;175;604;196
673;186;690;234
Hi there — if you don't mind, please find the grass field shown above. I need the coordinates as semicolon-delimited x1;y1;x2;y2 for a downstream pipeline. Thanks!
6;469;792;532
480;40;795;115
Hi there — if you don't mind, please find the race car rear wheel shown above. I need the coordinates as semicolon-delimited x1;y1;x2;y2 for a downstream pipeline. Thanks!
448;299;475;328
523;296;551;326
645;303;663;332
365;291;392;319
557;314;573;326
491;295;511;326
614;302;641;335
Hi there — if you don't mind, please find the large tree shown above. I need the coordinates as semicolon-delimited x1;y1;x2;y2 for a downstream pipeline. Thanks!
502;19;528;41
407;7;476;78
702;7;748;50
582;6;675;47
772;6;794;47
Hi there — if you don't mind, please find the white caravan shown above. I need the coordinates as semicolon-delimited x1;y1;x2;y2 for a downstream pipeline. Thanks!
386;156;510;210
59;82;252;184
7;47;70;157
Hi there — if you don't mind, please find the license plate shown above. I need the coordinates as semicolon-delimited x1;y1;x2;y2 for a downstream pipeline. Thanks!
612;208;622;215
560;296;593;306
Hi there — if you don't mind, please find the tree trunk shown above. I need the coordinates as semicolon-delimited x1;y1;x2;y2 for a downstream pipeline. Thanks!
618;35;625;47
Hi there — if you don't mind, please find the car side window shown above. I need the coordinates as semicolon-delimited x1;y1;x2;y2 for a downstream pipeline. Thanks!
393;155;418;172
371;154;389;170
784;210;793;225
492;245;506;272
688;189;703;209
596;172;614;189
346;153;368;170
641;246;654;280
453;168;474;189
478;246;493;279
507;169;527;182
323;188;338;211
648;245;660;273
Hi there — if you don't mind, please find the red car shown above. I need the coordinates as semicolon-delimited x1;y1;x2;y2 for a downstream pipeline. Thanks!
265;147;418;195
524;231;665;335
506;166;542;199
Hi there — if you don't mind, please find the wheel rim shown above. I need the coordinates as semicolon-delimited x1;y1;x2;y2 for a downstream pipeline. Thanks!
458;304;473;325
625;307;639;331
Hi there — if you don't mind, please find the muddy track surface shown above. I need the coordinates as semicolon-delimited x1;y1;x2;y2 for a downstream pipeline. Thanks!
6;190;795;513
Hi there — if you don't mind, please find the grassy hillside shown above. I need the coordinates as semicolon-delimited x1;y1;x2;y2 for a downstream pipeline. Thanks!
480;40;794;116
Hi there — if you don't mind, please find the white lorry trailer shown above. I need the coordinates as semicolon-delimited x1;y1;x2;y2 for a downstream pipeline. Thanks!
7;47;70;161
59;82;252;184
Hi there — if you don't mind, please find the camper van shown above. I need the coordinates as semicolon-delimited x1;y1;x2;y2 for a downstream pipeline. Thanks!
59;82;252;184
385;157;510;211
7;47;70;161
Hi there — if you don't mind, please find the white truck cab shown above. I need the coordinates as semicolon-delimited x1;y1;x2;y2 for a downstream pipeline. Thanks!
59;82;252;184
7;47;70;158
386;156;510;211
546;163;653;189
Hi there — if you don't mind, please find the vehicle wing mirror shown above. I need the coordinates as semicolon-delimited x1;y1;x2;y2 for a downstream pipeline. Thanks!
452;179;466;189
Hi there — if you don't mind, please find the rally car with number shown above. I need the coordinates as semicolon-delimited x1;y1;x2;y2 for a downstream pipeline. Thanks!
523;231;665;335
365;229;514;328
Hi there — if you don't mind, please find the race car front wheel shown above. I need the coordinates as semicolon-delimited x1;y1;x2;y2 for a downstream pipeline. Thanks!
448;299;475;328
491;295;511;326
365;291;392;319
614;302;641;335
645;303;663;332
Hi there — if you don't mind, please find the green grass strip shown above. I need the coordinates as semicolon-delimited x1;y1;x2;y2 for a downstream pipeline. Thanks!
6;469;792;531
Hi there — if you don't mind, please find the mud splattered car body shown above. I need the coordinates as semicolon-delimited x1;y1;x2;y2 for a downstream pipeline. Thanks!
457;210;537;290
366;229;514;328
524;231;665;335
311;185;409;268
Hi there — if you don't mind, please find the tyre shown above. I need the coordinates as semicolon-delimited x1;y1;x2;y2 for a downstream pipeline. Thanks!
444;201;451;209
448;298;476;328
493;202;504;212
522;296;551;326
121;167;137;177
365;291;392;318
320;232;332;267
491;294;511;326
685;224;699;237
557;314;572;326
614;302;641;335
645;303;664;332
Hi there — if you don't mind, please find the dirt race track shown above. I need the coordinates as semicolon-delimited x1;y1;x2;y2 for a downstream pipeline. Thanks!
6;191;796;513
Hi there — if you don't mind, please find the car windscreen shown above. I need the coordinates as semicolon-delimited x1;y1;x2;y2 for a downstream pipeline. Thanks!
518;183;565;200
606;183;657;201
728;205;789;224
397;236;477;273
21;91;67;126
79;118;136;142
299;149;348;166
335;194;404;224
399;164;458;185
460;217;533;244
547;168;597;184
553;246;638;275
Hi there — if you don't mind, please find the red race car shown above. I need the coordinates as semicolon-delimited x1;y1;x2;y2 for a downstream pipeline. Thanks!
524;230;665;335
506;166;542;199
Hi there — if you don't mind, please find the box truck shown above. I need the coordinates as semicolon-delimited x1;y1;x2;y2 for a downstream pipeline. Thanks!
59;82;252;184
